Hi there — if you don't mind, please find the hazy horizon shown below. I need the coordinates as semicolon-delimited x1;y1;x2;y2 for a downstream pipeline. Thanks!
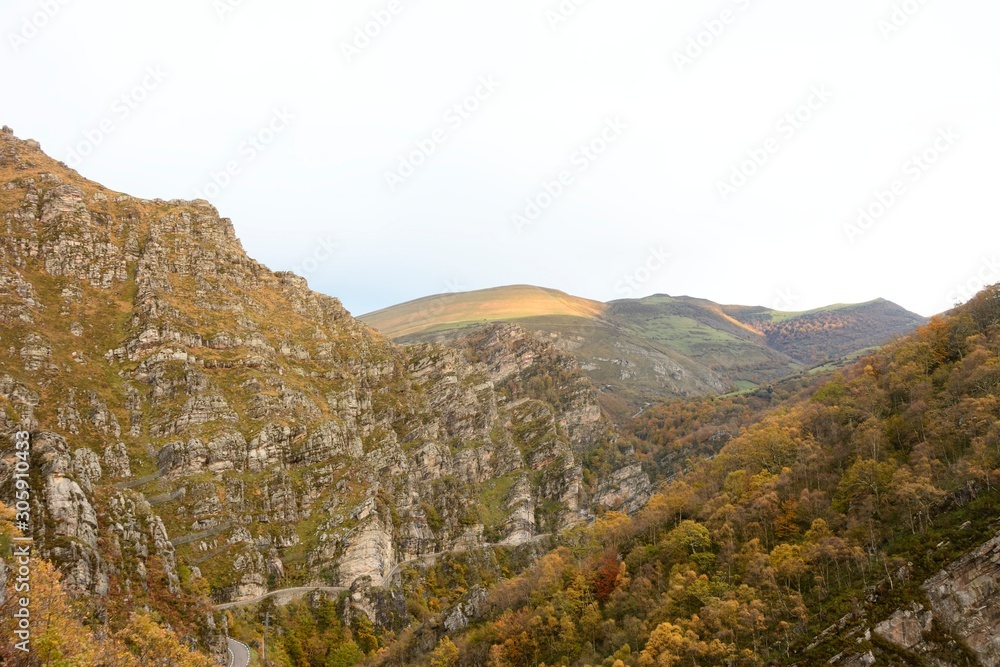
352;281;930;319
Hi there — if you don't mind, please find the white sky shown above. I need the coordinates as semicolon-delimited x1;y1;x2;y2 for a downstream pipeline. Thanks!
2;0;997;317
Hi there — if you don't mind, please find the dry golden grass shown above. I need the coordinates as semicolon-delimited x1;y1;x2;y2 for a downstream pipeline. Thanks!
361;284;607;338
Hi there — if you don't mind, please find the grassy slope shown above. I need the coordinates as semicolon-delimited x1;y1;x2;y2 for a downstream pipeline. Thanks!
362;289;927;403
360;285;606;338
607;295;801;377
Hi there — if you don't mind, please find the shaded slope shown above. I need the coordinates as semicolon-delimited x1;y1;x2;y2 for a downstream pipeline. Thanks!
607;295;803;386
408;313;735;400
726;298;927;365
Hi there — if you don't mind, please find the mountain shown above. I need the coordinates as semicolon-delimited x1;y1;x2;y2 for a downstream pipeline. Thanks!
361;287;927;403
361;284;606;339
0;128;650;662
368;286;1000;667
724;298;930;365
3;124;984;667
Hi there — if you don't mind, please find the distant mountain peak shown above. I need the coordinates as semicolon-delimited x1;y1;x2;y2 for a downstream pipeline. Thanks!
362;284;928;399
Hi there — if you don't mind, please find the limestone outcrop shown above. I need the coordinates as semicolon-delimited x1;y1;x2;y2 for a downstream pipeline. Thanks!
0;126;652;658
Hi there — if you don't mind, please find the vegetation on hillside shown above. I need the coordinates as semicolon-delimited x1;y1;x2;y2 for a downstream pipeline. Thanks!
365;289;924;405
728;299;927;366
626;380;810;481
0;502;216;667
361;286;606;339
361;284;1000;666
0;131;973;666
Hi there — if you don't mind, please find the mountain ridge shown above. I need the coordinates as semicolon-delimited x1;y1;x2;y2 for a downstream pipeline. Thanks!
361;285;928;402
0;127;650;662
3;126;1000;667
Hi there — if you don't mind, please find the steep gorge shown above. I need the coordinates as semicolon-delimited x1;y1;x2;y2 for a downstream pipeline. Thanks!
0;127;649;658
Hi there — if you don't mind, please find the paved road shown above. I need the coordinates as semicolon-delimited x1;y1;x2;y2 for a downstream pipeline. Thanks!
227;638;251;667
214;586;348;610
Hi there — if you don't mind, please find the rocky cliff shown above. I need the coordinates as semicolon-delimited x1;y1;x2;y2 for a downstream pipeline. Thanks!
0;127;650;655
867;529;1000;666
807;525;1000;667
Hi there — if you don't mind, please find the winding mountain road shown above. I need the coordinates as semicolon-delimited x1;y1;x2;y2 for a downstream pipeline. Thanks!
215;586;349;610
212;531;564;612
227;638;251;667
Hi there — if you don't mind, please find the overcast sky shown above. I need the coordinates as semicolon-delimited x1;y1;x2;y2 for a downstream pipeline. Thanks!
2;0;997;317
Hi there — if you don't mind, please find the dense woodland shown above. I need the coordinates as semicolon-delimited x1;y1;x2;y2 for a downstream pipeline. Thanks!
364;284;1000;667
730;299;924;366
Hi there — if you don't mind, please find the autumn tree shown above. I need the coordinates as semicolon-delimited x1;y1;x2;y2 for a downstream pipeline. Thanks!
429;636;459;667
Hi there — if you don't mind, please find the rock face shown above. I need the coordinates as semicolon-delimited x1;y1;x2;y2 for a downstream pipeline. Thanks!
443;585;488;633
839;651;876;667
865;530;1000;666
595;462;652;514
922;532;1000;666
336;507;396;588
32;432;106;595
873;604;935;652
0;127;651;652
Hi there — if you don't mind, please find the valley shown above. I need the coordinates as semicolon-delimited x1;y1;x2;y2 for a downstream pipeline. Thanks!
361;286;926;406
1;126;998;667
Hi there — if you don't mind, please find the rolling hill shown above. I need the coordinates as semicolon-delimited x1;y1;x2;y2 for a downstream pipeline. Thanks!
361;287;927;401
358;285;605;338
